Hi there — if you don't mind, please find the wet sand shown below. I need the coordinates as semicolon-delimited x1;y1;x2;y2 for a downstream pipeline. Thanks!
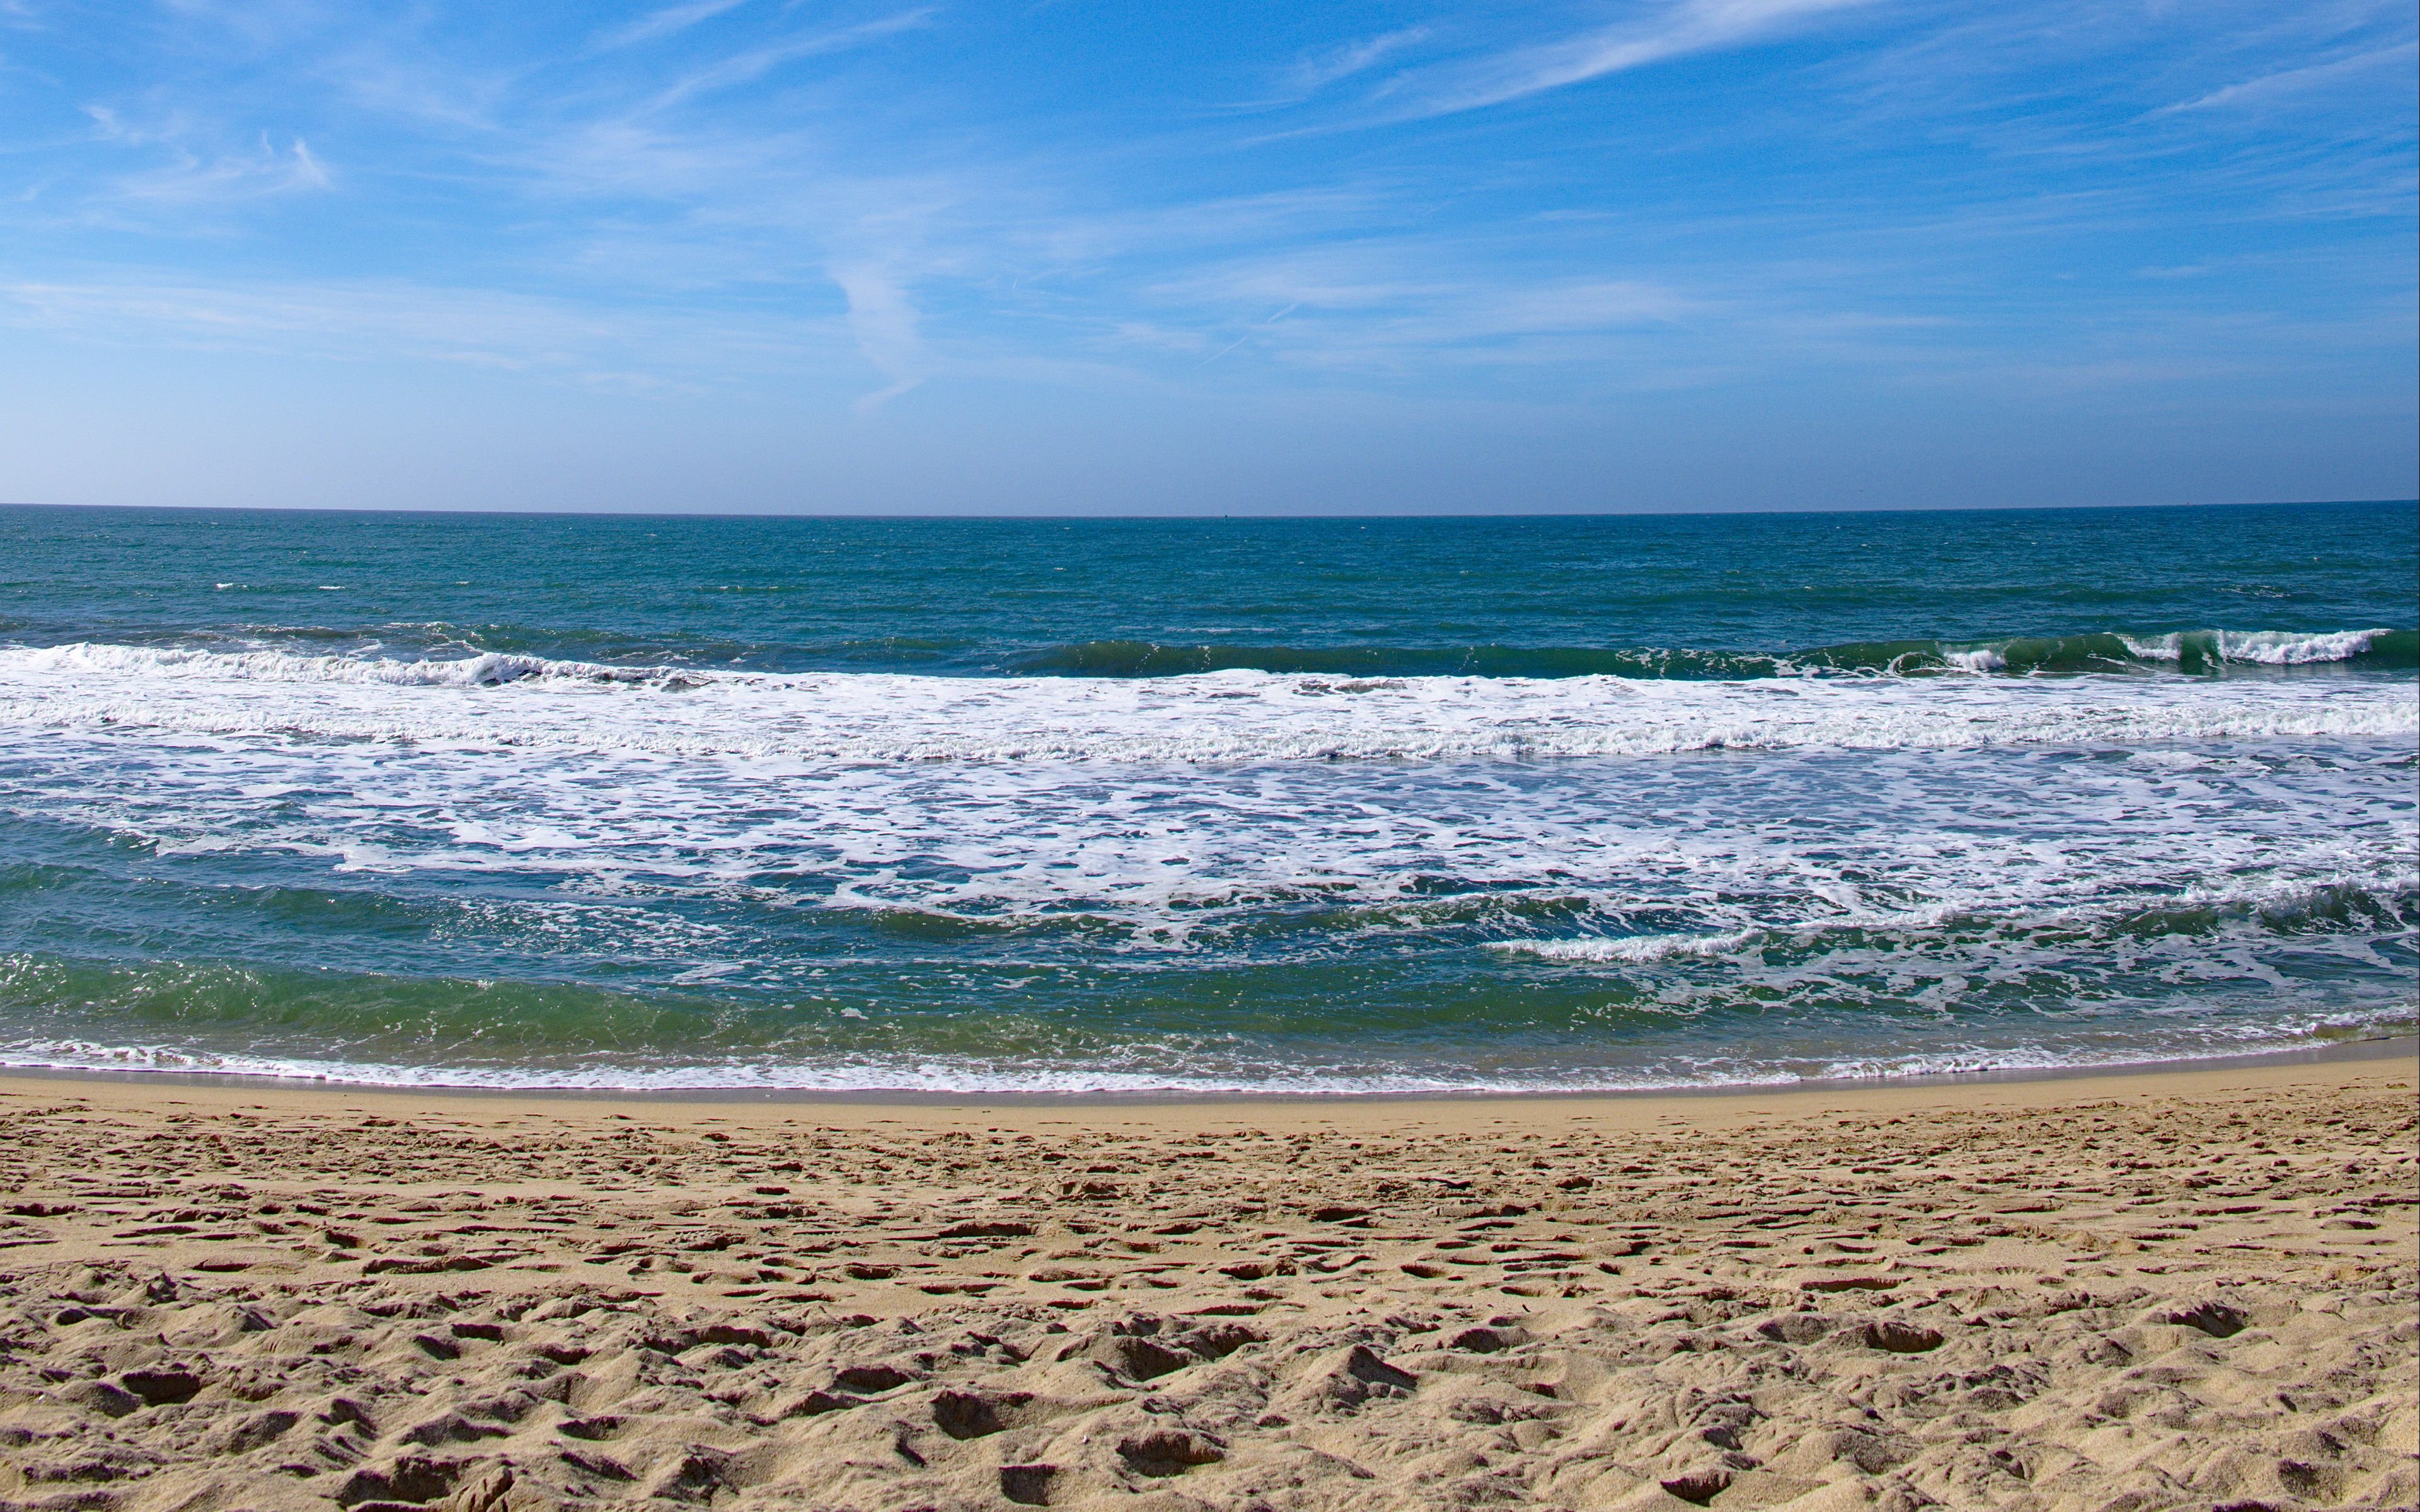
0;1050;2412;1511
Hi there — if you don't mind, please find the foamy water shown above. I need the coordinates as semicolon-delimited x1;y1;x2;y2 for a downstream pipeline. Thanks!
4;641;2411;762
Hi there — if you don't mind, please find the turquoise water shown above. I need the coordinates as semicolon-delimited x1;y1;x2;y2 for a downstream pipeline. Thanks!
1;500;2413;1091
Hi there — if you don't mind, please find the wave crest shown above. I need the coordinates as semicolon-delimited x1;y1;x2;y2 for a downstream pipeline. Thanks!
2121;629;2402;670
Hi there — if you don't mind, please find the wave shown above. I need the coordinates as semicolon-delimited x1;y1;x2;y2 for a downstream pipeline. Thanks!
0;643;700;689
1490;877;2420;968
6;627;2409;689
1007;629;2416;680
1;641;2411;764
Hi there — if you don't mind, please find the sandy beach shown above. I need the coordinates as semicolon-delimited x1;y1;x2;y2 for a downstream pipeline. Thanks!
0;1050;2412;1512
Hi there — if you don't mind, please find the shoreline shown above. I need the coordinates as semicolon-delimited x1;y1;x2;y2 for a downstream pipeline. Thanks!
0;1029;2409;1110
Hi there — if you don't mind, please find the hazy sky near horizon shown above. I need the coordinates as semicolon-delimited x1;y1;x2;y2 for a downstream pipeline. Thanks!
1;1;2414;514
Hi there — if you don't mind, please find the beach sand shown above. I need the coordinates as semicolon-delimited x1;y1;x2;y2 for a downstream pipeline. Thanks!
0;1051;2412;1511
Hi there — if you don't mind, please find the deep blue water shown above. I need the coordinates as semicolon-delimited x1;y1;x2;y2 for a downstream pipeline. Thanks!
0;500;2412;1091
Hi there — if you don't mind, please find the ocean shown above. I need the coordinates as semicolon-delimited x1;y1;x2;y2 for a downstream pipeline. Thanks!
1;500;2412;1094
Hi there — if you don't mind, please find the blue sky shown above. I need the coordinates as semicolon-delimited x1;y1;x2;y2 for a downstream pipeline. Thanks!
1;1;2413;513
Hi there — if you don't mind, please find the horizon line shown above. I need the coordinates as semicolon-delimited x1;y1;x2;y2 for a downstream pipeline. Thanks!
3;496;2412;527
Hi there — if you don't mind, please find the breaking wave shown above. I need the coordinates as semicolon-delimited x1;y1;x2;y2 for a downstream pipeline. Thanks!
1;640;2412;764
1008;628;2414;679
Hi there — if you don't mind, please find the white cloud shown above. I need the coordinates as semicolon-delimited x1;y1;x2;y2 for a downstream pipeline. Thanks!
829;263;925;412
0;274;844;383
1284;27;1430;96
1142;250;1707;375
1382;0;1883;118
653;9;934;107
2158;42;2417;115
107;134;333;205
595;0;754;52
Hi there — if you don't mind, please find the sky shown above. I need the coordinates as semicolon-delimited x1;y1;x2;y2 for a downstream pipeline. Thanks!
0;1;2413;514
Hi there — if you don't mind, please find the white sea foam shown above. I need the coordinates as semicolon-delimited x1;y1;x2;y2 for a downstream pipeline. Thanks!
0;640;2411;934
1939;648;2007;672
1490;929;1763;963
0;641;2409;765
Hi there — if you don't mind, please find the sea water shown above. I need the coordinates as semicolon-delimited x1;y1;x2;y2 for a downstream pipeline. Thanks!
1;501;2412;1092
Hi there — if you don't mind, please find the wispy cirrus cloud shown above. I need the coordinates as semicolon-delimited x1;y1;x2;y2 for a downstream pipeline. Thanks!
1135;242;1708;377
79;106;333;208
2157;41;2417;115
595;0;754;53
0;272;844;387
1374;0;1883;119
142;137;328;202
651;9;933;107
1281;27;1430;98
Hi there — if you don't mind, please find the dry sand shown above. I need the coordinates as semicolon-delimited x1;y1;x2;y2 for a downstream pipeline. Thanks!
0;1051;2412;1512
